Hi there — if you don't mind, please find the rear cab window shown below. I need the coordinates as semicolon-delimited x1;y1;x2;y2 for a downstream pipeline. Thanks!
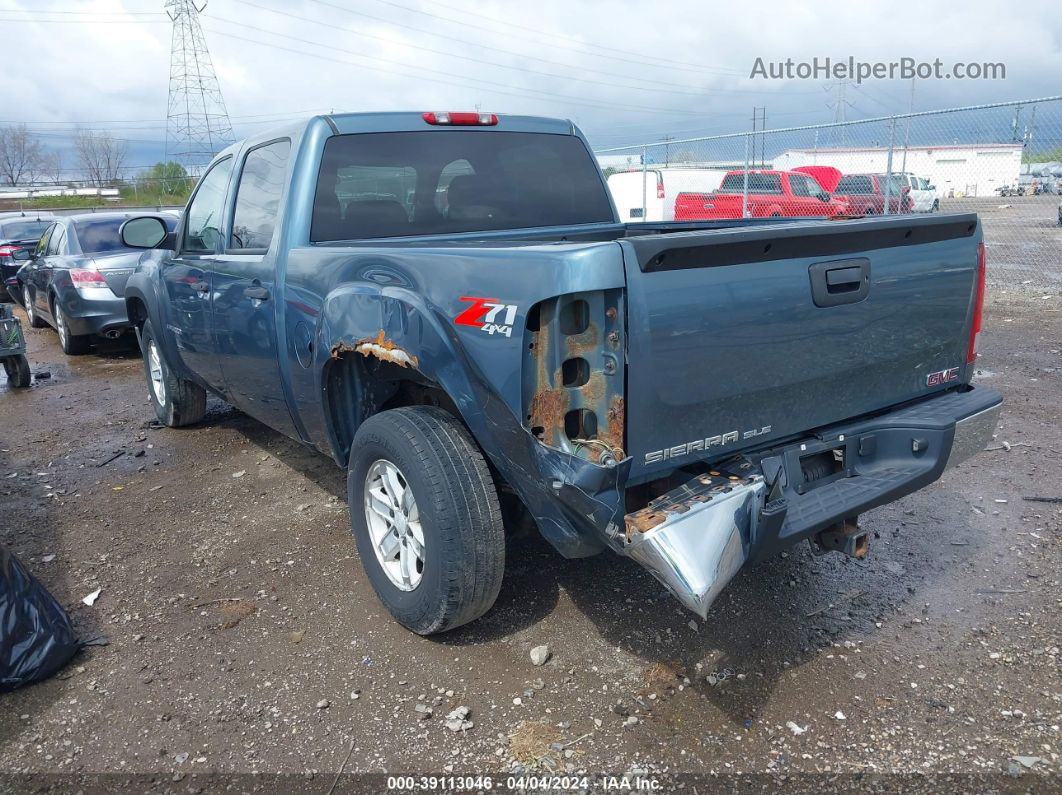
310;131;614;241
719;173;782;194
836;175;874;194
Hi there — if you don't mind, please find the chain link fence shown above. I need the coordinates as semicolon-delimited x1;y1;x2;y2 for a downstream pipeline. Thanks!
595;96;1062;295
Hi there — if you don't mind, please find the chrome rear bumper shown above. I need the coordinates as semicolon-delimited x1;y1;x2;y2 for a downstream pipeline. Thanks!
944;402;1002;470
621;472;765;619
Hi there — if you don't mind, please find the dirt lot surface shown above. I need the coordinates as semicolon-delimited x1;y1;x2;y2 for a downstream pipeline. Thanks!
1;292;1059;793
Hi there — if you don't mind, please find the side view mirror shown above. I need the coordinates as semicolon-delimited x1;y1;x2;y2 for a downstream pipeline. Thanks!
817;191;831;202
11;248;31;261
120;216;172;249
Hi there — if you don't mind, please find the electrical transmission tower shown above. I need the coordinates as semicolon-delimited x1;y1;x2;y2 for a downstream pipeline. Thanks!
164;0;234;169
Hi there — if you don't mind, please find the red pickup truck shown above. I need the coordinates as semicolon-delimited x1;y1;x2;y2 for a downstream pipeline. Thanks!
674;169;848;220
833;173;913;215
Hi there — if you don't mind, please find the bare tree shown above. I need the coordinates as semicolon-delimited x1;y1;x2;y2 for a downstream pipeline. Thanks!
40;149;65;185
0;124;44;186
75;130;128;187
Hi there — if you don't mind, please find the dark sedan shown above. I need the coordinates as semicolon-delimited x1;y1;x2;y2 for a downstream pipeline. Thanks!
16;212;176;355
0;213;54;301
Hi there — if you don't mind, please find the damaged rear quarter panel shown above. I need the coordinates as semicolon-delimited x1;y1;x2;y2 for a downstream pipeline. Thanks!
281;240;631;557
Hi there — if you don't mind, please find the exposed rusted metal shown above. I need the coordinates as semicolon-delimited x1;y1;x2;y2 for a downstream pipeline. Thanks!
624;468;757;539
814;517;868;558
600;395;625;459
524;291;625;463
332;330;419;369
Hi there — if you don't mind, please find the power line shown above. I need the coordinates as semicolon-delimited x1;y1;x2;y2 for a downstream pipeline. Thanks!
0;109;333;125
351;0;741;76
369;0;743;74
216;6;755;99
294;0;790;83
201;24;725;116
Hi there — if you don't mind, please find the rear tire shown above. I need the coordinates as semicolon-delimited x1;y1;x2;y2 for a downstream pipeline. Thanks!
347;406;504;635
23;285;46;328
52;297;91;356
140;319;206;427
3;355;31;388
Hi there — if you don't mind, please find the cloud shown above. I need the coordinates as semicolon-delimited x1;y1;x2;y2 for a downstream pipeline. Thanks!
3;0;1060;170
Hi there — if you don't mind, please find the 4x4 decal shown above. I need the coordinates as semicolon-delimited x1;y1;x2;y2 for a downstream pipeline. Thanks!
454;296;518;337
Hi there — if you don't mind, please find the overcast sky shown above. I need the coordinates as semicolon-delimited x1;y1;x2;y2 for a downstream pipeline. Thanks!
3;0;1061;174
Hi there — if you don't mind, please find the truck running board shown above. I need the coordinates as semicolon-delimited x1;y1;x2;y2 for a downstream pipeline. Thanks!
621;469;765;619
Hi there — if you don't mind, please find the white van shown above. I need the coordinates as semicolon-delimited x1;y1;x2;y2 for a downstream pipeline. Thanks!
607;167;730;222
895;173;939;213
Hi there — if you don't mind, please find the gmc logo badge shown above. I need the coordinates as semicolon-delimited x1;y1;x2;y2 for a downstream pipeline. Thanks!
926;367;959;386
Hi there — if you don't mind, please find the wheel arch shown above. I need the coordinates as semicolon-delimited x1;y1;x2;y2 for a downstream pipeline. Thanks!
317;287;487;470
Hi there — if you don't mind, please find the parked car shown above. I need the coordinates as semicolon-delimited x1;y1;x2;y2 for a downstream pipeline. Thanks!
118;110;999;635
607;167;729;222
15;212;176;354
674;169;848;220
833;173;913;214
895;173;939;212
0;213;54;302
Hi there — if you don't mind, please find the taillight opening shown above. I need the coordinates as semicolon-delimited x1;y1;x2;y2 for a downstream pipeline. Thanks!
967;241;986;364
422;111;498;126
71;268;108;288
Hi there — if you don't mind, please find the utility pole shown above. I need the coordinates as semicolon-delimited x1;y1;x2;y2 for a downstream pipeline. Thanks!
164;0;235;170
1024;104;1037;151
900;78;914;174
659;135;675;166
759;108;766;167
750;108;767;167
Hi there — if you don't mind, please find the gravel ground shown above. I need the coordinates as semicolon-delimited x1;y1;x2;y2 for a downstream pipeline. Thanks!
0;292;1059;793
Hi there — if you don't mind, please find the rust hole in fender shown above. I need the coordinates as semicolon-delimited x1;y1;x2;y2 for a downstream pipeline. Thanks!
331;330;419;369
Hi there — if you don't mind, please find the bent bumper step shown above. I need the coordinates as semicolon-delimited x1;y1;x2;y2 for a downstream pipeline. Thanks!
621;469;765;619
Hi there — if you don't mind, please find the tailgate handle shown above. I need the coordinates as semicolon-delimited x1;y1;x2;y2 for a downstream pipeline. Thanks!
809;258;871;307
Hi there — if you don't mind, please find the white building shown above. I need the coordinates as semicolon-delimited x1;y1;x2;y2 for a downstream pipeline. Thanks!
597;154;643;171
772;143;1023;197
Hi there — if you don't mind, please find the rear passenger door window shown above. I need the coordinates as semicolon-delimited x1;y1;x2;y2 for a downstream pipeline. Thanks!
230;139;291;251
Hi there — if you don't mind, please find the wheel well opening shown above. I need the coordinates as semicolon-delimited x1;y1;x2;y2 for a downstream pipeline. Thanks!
325;351;535;539
126;297;148;327
324;352;461;466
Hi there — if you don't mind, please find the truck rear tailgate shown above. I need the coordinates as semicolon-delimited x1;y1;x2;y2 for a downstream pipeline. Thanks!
620;213;981;479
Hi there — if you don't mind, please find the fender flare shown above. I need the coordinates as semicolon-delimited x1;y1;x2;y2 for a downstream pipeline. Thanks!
317;284;486;459
123;270;186;377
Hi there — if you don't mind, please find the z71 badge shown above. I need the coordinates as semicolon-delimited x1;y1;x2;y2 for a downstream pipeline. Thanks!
454;296;519;337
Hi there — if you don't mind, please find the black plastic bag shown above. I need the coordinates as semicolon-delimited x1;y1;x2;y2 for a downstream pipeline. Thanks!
1;545;80;692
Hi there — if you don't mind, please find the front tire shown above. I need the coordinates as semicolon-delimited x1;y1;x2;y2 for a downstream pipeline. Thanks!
348;406;504;635
140;319;206;427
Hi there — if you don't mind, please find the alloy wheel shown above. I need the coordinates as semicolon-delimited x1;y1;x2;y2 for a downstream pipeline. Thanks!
363;459;425;591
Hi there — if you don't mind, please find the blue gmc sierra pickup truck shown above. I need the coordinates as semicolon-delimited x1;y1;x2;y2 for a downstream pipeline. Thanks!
117;110;1001;634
